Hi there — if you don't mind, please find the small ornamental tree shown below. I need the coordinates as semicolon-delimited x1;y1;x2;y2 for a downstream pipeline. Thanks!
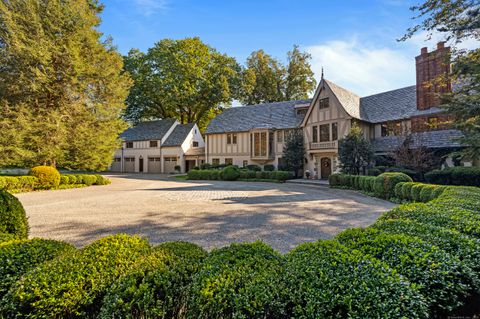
338;124;373;175
283;129;304;177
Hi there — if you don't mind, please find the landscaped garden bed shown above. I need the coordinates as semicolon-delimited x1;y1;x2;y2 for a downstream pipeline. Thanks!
0;166;110;193
0;170;479;317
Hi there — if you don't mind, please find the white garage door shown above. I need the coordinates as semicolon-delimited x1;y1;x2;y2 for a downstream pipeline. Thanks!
148;157;161;173
163;157;177;173
111;158;121;172
124;157;135;172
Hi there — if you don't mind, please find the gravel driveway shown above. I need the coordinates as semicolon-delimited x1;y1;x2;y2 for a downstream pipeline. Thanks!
16;174;395;252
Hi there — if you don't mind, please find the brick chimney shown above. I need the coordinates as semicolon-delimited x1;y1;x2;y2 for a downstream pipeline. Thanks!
415;42;451;110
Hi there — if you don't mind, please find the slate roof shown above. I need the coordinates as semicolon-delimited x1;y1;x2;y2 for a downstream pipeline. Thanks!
325;80;361;119
163;123;195;147
372;129;463;153
359;86;443;123
120;119;177;142
205;100;311;134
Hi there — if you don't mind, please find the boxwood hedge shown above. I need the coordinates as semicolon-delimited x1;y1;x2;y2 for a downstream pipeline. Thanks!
187;242;285;318
100;242;206;319
373;172;413;199
283;240;428;318
336;228;475;316
0;189;28;240
379;202;480;238
425;166;480;187
1;234;151;318
0;239;75;298
373;219;480;289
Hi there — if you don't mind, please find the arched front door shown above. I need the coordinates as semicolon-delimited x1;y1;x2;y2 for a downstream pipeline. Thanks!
320;157;332;179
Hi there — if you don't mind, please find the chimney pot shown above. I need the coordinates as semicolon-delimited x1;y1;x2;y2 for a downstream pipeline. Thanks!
421;47;428;55
437;41;445;49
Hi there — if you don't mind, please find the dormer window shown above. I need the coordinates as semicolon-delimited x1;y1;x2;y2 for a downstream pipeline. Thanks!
149;140;158;148
319;97;329;109
193;141;199;147
126;142;133;149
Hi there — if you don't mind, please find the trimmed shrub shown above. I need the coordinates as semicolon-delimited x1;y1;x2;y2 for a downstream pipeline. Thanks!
263;164;275;171
328;173;343;187
246;164;261;171
74;174;84;184
433;186;480;212
94;175;111;185
379;202;480;238
2;234;151;318
373;172;413;199
66;174;77;184
81;175;97;186
59;175;70;185
273;171;293;181
373;219;480;289
0;239;75;298
222;166;240;181
29;166;60;189
100;242;206;319
187;242;285;318
0;176;38;192
386;166;422;181
425;167;480;187
394;182;406;198
239;170;257;179
401;182;416;199
336;228;475;316
419;184;437;202
0;189;28;240
410;183;424;202
283;240;428;318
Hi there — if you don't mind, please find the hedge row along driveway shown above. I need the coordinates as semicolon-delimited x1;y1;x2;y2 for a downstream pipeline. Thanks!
14;174;395;252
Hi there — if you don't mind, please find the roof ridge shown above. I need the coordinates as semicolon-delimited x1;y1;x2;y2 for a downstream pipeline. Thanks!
361;85;416;99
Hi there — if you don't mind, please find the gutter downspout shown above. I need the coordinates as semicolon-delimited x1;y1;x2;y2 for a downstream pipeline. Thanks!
121;146;124;173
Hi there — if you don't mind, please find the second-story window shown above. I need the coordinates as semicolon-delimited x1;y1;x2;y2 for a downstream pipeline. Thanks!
193;141;199;147
332;122;338;141
381;123;388;137
320;124;330;142
312;126;318;143
319;97;329;109
149;140;158;148
227;133;237;145
252;132;267;157
277;131;283;143
126;142;133;149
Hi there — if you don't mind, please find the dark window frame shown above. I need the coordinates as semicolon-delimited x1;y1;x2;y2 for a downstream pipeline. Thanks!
319;124;330;142
319;97;329;109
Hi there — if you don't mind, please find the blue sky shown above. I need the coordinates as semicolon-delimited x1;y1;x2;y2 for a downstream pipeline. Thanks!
99;0;457;96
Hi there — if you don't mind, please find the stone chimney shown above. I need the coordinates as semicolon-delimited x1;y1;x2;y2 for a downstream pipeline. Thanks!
415;42;451;110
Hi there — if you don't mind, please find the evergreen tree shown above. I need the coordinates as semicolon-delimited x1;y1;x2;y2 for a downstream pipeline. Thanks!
123;38;242;131
401;0;480;160
0;0;131;170
283;129;305;177
338;124;374;175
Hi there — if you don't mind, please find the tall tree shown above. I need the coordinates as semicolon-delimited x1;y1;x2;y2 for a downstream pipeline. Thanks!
338;124;374;175
239;46;316;105
401;0;480;160
0;0;131;170
285;45;317;100
240;50;286;105
123;38;242;131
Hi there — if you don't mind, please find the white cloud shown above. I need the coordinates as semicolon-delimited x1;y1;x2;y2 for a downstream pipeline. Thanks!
133;0;168;16
304;38;414;97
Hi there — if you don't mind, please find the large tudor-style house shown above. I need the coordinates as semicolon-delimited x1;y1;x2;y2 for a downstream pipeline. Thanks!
110;119;205;173
204;42;473;179
111;42;477;178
